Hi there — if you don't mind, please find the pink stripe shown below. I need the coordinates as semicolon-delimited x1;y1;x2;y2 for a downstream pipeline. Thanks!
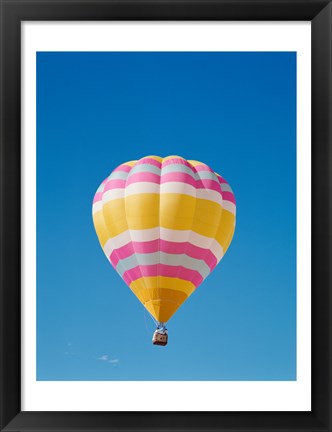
197;179;222;193
126;172;160;186
110;244;134;266
162;158;193;170
104;171;222;193
110;240;159;267
216;176;228;185
123;264;203;287
161;172;196;187
110;239;217;270
160;172;221;193
222;191;236;204
100;176;222;195
215;175;236;203
160;240;217;270
113;164;133;173
93;192;103;203
132;240;160;254
104;179;126;191
137;158;162;168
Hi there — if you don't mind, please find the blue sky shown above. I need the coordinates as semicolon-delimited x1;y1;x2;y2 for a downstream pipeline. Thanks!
37;52;296;381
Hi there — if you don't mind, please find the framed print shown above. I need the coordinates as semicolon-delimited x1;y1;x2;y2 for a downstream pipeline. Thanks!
0;1;331;431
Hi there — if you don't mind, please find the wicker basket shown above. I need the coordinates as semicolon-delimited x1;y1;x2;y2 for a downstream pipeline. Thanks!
152;331;168;346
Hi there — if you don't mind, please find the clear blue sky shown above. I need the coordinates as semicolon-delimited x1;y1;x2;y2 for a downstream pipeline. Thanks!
37;52;296;381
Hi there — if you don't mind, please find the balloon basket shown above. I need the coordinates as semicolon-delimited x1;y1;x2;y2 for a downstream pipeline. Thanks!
152;330;168;346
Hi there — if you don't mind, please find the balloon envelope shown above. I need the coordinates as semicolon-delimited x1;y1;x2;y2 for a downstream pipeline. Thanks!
92;155;236;323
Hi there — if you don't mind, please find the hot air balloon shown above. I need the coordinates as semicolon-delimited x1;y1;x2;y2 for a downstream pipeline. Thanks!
92;155;236;346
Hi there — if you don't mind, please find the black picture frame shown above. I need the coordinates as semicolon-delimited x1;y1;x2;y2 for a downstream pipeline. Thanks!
1;1;331;431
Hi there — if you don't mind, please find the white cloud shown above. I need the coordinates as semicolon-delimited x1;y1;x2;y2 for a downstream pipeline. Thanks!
98;355;109;361
98;355;119;366
109;358;119;366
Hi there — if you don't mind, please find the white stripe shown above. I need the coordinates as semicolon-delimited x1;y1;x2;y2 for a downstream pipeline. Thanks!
220;183;234;193
108;171;129;180
96;182;106;193
222;201;236;215
103;228;160;256
102;188;125;203
196;189;223;205
161;183;222;205
160;228;223;260
124;182;223;206
160;182;195;196
125;182;160;196
92;201;103;214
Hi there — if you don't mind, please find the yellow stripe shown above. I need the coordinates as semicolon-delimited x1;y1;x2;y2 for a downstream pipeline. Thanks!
187;159;204;167
144;299;183;322
129;278;194;322
135;288;188;322
123;156;162;165
93;195;235;251
92;211;110;246
215;210;236;250
102;198;129;238
224;228;236;253
125;194;160;231
129;276;195;296
163;155;186;162
138;288;188;304
145;155;163;163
